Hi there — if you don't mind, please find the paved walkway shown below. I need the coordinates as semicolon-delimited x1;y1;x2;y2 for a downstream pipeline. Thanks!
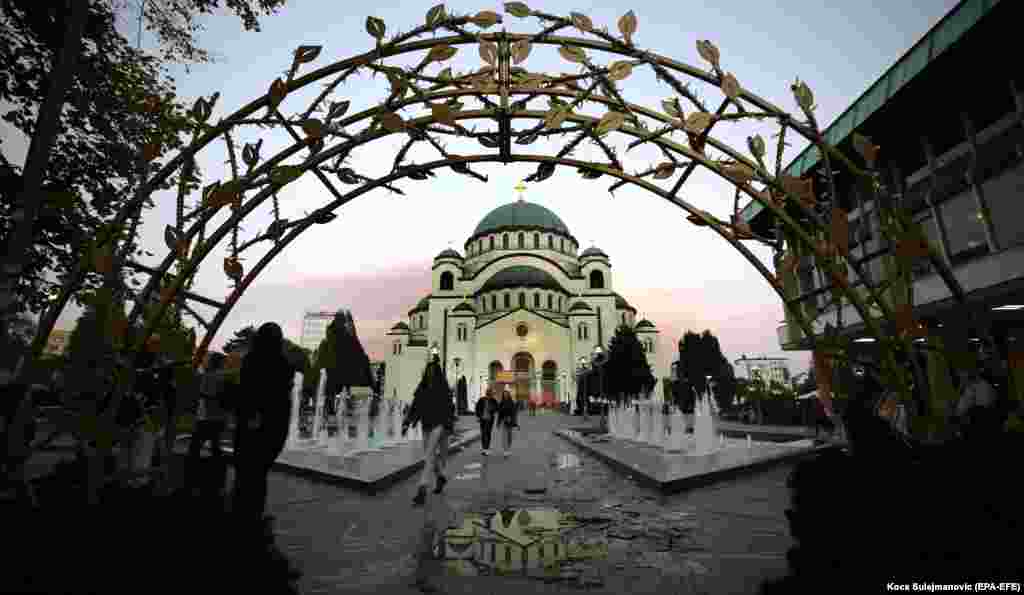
266;412;794;594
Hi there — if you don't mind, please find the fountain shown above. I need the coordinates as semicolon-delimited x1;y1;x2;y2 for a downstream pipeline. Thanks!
693;390;718;455
666;407;687;452
285;371;304;449
312;370;328;446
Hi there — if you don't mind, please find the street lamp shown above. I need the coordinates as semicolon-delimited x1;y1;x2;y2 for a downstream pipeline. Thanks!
592;345;605;412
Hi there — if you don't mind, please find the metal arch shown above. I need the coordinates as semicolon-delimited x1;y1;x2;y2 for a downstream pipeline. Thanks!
132;107;887;359
194;153;822;361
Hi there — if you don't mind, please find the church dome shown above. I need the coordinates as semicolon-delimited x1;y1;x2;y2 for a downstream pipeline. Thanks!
452;301;476;313
435;248;463;260
614;293;636;312
479;266;564;293
635;319;655;329
569;301;592;312
473;201;570;236
408;295;430;315
580;246;608;258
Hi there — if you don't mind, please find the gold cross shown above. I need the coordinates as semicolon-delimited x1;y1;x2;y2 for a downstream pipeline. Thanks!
514;181;527;201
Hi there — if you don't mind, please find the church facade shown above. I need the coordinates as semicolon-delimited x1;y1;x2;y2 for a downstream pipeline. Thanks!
383;198;665;408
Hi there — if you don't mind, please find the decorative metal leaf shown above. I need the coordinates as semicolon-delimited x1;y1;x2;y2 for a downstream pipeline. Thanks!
450;162;472;175
720;72;741;100
534;162;556;182
190;97;212;123
142;142;161;162
327;100;351;121
595;111;627;136
687;213;709;227
431;103;457;126
720;161;756;184
578;167;603;179
92;244;113;274
175;238;190;259
267;219;289;240
653;162;675;179
242;140;262;167
387;70;408;98
504;2;531;18
558;45;587;64
312;211;336;224
479;40;498;66
377;111;406;132
224;257;243;281
780;175;815;206
544;108;570;129
791;78;815;112
684;112;713;134
270;165;304;187
607;61;633;81
852;133;880;167
294;45;322;64
516;131;540;145
782;250;798;274
895;234;930;260
427;44;458;63
365;16;386;40
831;207;850;257
471;10;501;28
301;118;325;138
478;134;500;148
406;126;428;141
661;98;683;118
570;12;593;32
268;78;287;111
733;220;754;239
618;10;637;45
686;131;706;154
164;225;180;252
336;168;361;184
511;39;531;64
747;135;765;159
425;4;446;27
407;168;435;180
201;181;222;207
696;40;720;70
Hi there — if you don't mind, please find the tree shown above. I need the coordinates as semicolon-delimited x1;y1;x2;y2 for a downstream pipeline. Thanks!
312;310;374;398
222;325;255;353
676;329;735;412
603;324;656;404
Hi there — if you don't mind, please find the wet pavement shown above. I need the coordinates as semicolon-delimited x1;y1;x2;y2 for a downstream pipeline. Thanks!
265;411;794;594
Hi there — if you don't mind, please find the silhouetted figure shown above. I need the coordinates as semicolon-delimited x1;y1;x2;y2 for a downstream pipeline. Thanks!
475;388;498;455
232;322;295;525
402;355;454;506
496;390;518;458
187;352;230;496
955;368;999;442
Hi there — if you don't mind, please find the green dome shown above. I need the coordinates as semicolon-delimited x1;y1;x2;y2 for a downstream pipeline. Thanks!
635;319;654;329
614;293;636;312
473;201;570;236
479;266;564;293
408;295;431;315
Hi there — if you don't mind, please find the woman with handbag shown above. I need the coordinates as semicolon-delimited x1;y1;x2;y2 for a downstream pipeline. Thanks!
496;390;518;458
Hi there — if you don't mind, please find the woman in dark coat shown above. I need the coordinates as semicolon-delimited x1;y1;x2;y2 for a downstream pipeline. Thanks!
496;390;518;458
232;322;295;525
402;355;454;506
475;388;499;455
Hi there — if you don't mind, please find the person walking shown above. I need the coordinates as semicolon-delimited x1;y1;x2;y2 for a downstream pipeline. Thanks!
187;352;230;496
232;322;296;527
402;354;455;506
955;367;999;441
496;390;518;458
475;388;498;456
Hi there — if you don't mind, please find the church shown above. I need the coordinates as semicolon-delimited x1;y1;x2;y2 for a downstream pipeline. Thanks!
383;190;665;409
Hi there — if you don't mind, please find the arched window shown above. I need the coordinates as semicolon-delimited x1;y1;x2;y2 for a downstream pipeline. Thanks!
419;315;425;328
578;323;588;340
533;293;540;308
489;361;504;382
548;235;553;249
457;324;467;342
439;271;454;291
648;339;655;353
621;313;626;326
517;232;524;248
533;232;540;248
547;294;552;310
560;238;565;252
491;294;496;310
518;292;525;307
558;296;563;311
503;234;509;249
504;293;510;309
478;240;483;253
589;270;605;289
489;236;494;250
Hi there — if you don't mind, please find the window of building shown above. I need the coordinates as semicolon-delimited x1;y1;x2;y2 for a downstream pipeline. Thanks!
489;236;494;250
503;234;509;249
547;294;552;310
578;323;589;340
558;296;563;311
457;324;467;341
504;293;510;309
548;235;553;249
533;293;540;308
518;232;524;248
560;238;565;252
589;270;605;289
519;292;525;307
491;294;496;310
439;271;454;291
621;313;626;326
419;315;424;329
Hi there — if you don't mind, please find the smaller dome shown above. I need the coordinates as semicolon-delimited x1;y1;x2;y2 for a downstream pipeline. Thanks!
479;266;563;293
614;293;636;313
452;302;476;313
390;322;410;331
580;246;608;258
435;248;463;260
408;295;430;315
635;319;655;329
569;301;592;312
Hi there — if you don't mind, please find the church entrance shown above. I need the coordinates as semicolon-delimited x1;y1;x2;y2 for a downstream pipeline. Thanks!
512;352;534;404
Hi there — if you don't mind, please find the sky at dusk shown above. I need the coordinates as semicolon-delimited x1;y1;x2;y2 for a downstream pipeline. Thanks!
4;0;961;376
